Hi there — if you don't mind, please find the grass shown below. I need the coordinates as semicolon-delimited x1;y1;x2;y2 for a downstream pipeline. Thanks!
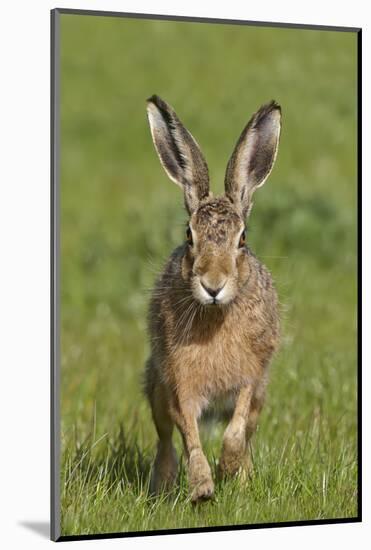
59;13;358;536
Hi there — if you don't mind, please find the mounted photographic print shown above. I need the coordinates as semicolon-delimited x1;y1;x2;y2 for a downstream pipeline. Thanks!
51;8;361;542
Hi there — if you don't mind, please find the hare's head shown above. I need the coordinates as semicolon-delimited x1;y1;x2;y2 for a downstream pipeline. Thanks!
147;95;281;306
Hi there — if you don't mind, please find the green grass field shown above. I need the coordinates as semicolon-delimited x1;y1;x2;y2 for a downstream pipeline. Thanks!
59;14;358;536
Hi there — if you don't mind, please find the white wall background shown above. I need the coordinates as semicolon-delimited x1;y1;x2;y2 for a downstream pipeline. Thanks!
0;1;368;547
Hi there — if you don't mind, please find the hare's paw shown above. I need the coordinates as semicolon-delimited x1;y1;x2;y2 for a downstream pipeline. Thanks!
191;477;215;503
188;449;214;502
218;426;247;479
218;447;253;482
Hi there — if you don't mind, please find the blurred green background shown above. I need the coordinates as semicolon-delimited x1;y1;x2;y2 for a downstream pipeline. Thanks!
59;13;358;536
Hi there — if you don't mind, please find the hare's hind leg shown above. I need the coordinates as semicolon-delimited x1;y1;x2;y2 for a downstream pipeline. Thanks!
245;386;266;448
147;370;178;494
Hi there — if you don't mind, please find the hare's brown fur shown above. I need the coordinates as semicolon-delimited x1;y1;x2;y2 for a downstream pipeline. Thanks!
144;95;282;501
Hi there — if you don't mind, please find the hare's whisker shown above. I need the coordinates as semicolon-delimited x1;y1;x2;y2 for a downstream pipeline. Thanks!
174;300;195;336
181;301;199;345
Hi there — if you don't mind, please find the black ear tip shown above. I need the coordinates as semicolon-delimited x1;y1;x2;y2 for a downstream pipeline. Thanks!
146;94;159;105
147;94;159;104
253;100;282;127
146;94;167;110
270;99;281;112
262;100;281;115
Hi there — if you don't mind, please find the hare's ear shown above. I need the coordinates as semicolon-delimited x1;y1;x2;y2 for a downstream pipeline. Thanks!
224;101;281;217
146;95;209;214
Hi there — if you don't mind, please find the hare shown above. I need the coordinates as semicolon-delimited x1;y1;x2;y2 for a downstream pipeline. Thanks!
144;95;281;502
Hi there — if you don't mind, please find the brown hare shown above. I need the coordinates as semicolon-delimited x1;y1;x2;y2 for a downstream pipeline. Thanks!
144;95;281;502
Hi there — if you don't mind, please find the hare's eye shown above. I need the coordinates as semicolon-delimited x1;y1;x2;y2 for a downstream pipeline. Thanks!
186;226;193;246
238;230;246;248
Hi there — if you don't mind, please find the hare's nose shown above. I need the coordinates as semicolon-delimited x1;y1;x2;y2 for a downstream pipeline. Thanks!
201;281;225;298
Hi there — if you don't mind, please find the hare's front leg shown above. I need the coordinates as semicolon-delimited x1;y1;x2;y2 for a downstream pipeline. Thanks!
219;385;255;479
170;399;214;502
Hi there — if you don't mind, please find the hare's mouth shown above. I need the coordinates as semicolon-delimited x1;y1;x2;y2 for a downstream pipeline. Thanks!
206;298;223;307
193;279;233;306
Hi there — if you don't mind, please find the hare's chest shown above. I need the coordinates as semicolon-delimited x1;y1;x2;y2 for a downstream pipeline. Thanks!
171;331;260;400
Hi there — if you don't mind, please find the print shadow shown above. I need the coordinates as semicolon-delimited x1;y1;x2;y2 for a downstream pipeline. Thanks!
18;521;49;539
